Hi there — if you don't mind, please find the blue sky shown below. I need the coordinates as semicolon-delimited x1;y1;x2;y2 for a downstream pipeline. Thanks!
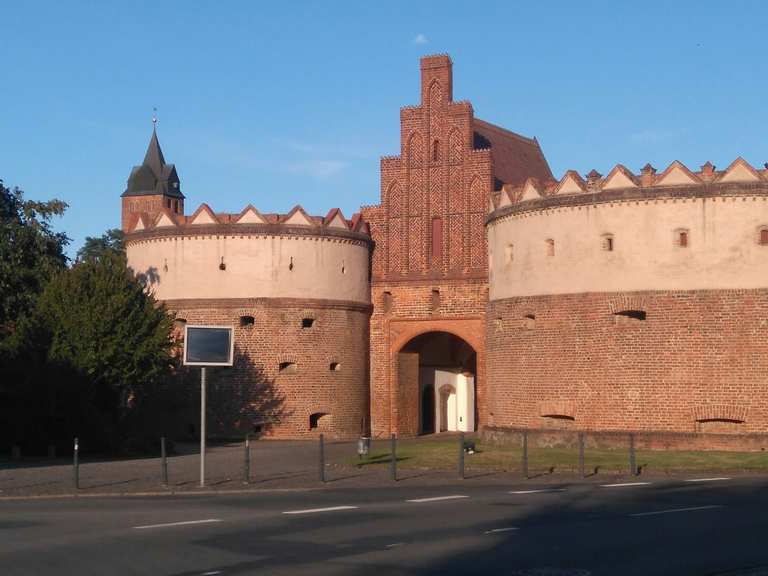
2;1;766;258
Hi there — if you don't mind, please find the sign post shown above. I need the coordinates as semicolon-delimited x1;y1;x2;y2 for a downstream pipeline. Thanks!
183;325;234;488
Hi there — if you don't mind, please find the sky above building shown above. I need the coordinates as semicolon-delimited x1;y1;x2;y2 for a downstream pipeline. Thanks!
2;0;766;258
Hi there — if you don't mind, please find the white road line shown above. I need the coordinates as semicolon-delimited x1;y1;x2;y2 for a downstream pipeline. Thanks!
200;571;223;576
685;477;732;482
406;495;469;503
133;518;222;530
630;505;723;517
600;482;652;488
282;505;358;515
385;542;405;548
484;527;519;534
509;489;566;494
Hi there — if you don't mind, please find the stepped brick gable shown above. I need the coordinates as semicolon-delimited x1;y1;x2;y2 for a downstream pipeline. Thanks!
361;54;552;437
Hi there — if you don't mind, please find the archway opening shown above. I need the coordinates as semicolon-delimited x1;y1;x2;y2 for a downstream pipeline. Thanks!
399;331;477;435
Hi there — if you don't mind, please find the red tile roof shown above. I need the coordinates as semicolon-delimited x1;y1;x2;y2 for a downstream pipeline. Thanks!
473;118;553;189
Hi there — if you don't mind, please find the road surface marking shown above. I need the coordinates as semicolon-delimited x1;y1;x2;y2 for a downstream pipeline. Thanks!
685;477;731;482
600;482;652;488
509;489;566;494
385;543;405;548
484;527;519;534
200;572;223;576
406;495;469;503
630;505;723;517
133;519;222;530
283;505;358;515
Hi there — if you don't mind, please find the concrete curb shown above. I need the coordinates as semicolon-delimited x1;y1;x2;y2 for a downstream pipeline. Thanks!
0;486;324;502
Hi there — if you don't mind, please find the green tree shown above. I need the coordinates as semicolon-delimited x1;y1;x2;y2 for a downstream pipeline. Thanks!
0;180;68;342
76;228;125;263
34;250;175;447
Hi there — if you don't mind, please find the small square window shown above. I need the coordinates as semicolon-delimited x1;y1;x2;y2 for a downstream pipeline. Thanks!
675;229;690;248
301;318;315;329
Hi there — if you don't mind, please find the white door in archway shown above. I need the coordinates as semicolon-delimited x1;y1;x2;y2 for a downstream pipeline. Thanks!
433;369;475;433
438;384;457;432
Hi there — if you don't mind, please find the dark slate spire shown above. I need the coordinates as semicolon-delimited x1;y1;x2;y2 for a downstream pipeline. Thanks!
142;127;166;177
122;127;183;199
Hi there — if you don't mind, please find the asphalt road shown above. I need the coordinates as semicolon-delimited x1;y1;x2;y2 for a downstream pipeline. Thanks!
3;476;768;576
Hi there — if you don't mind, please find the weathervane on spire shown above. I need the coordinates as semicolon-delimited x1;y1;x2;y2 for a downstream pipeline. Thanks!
152;107;158;129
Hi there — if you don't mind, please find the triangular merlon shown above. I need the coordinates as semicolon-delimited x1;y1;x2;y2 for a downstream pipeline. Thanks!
128;212;151;232
188;203;219;225
235;204;266;224
283;205;314;226
655;161;701;186
519;178;542;201
154;208;178;228
718;157;762;183
602;164;639;190
324;208;349;229
556;170;587;194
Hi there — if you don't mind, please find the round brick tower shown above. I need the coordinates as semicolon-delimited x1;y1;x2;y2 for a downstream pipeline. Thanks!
486;159;768;435
122;131;372;439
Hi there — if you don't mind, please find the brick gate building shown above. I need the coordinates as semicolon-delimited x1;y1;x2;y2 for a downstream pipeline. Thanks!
121;54;768;440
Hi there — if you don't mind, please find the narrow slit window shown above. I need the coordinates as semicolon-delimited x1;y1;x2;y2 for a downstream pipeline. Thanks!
432;139;439;162
505;244;514;264
602;234;614;252
759;227;768;246
545;238;555;257
382;291;393;313
676;229;689;248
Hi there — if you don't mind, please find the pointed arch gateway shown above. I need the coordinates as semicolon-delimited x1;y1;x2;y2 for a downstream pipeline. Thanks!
393;325;482;436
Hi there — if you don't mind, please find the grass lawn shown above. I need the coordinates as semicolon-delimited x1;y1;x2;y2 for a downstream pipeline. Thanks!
344;438;768;474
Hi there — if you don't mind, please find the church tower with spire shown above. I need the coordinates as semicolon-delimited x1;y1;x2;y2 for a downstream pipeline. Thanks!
120;127;184;230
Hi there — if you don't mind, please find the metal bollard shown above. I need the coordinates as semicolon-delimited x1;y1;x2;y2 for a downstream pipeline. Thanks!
73;437;79;490
319;433;326;483
629;433;637;476
458;432;465;479
390;434;397;482
161;437;168;486
243;435;251;485
578;432;585;478
522;430;529;479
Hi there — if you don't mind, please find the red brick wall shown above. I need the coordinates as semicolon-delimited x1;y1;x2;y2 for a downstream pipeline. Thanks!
368;280;487;437
487;289;768;434
167;298;370;439
122;195;184;231
362;56;493;437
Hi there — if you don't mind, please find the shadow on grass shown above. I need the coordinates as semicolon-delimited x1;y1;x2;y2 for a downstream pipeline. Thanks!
353;452;412;467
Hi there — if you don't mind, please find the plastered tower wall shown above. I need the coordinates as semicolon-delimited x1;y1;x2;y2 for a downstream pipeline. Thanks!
486;160;768;434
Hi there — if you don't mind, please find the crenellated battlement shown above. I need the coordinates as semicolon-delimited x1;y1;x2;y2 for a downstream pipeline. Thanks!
488;157;768;217
124;202;371;239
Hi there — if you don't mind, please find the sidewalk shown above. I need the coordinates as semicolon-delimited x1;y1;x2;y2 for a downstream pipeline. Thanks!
2;435;765;500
